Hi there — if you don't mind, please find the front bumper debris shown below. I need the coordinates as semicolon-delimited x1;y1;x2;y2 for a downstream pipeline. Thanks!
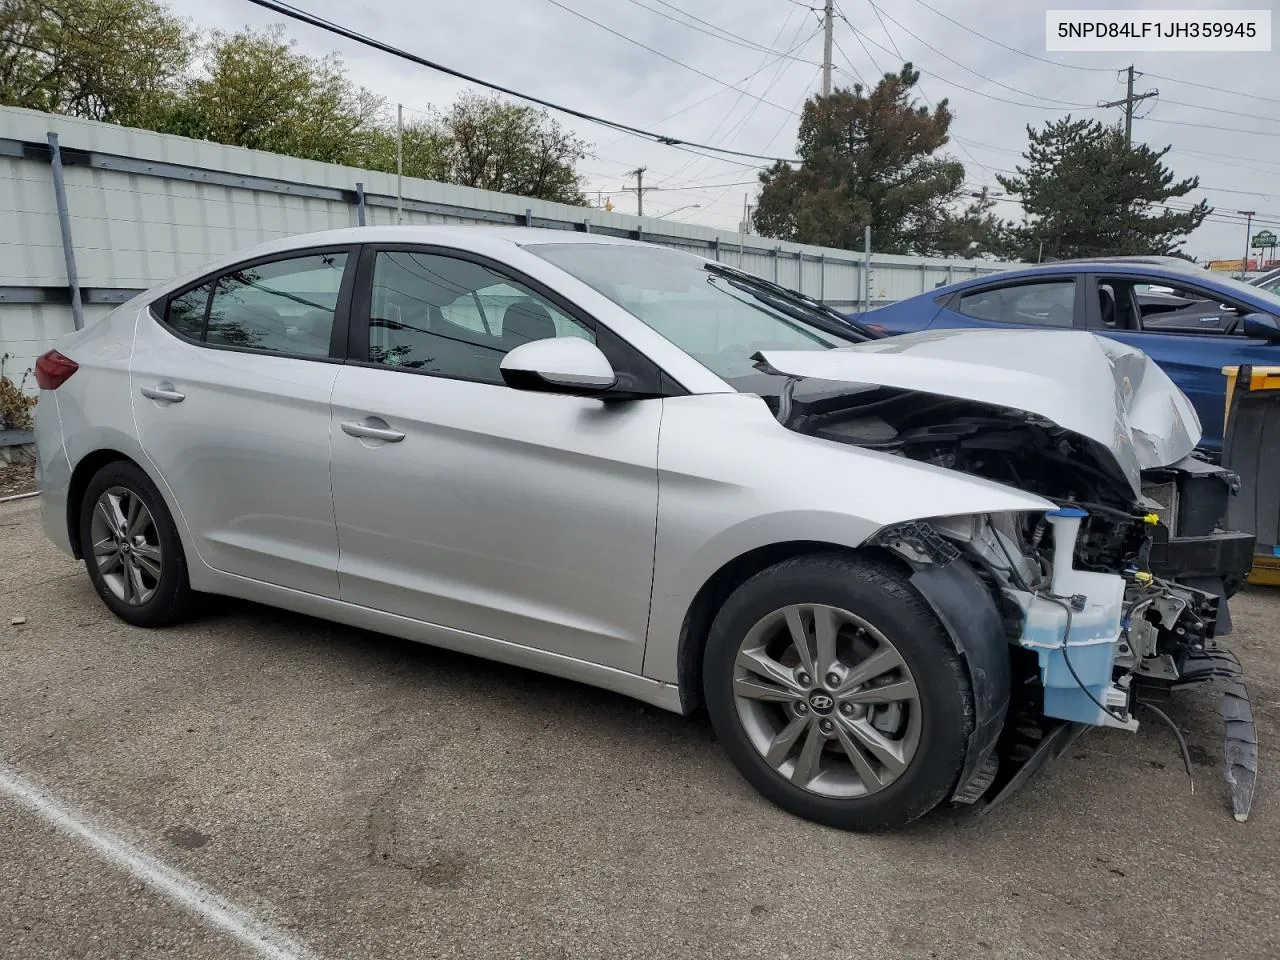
1169;650;1258;822
1221;679;1258;822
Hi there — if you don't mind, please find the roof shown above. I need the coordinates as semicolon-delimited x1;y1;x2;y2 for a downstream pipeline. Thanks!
243;224;645;254
122;224;702;303
1039;255;1205;273
918;258;1272;301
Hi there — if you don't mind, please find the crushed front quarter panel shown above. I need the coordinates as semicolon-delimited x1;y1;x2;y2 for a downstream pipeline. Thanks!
757;328;1202;495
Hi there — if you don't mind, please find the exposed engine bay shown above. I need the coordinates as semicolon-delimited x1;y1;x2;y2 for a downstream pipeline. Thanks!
760;374;1258;819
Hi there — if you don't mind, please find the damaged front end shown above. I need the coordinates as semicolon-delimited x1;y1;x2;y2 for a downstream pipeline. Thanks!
755;331;1259;819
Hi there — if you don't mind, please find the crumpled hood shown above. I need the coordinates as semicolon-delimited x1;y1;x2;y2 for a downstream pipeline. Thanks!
757;328;1202;495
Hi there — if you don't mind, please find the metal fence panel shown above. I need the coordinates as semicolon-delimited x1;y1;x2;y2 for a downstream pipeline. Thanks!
0;104;1022;386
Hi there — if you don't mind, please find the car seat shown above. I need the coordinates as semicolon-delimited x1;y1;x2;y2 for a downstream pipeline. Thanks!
1098;284;1117;327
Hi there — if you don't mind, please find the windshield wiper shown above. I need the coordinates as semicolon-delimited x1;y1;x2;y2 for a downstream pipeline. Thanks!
703;262;882;341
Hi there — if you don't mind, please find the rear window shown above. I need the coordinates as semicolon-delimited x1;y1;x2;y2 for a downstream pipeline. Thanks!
153;252;348;358
164;283;212;339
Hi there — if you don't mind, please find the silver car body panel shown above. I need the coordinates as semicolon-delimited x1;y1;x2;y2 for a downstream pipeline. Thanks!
178;562;685;712
641;392;1056;683
131;312;345;596
758;327;1202;495
330;365;662;673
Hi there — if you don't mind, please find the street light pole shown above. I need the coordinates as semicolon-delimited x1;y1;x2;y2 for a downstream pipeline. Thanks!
1239;210;1256;277
656;203;701;220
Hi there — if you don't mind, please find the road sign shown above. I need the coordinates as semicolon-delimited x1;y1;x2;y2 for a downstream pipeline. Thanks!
1252;230;1277;249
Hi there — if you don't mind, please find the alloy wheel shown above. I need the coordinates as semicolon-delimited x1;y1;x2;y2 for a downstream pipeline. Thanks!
89;486;162;606
732;604;922;798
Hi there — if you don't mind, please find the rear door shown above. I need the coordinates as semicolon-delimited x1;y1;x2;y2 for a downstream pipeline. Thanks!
132;247;355;596
1084;273;1279;452
930;275;1085;332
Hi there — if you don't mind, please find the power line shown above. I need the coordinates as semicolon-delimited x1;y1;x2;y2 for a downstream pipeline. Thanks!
1159;97;1280;126
865;0;1095;108
659;9;815;186
240;0;801;164
1099;66;1157;146
901;0;1280;113
830;38;866;86
591;23;821;156
1171;147;1280;174
902;0;1113;72
593;179;763;195
1144;72;1280;109
837;4;998;178
839;13;1102;113
1144;116;1280;140
541;0;799;118
621;0;817;64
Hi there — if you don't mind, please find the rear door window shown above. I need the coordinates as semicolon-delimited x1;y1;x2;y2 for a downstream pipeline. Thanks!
153;251;351;357
206;254;347;356
956;280;1076;327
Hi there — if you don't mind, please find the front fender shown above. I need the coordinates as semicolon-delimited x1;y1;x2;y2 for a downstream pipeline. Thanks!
643;393;1053;684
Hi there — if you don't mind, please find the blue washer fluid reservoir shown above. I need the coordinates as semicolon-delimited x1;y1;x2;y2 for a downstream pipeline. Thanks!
1014;508;1138;730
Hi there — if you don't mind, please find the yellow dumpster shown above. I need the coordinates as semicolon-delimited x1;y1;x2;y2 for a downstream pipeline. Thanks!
1222;364;1280;585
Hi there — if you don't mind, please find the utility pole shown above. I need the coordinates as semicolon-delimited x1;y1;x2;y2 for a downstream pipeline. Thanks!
395;103;404;224
1239;210;1256;277
623;167;650;217
821;0;835;96
1099;66;1157;147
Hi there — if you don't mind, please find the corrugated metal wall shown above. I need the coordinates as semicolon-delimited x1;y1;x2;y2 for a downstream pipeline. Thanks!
0;105;1020;385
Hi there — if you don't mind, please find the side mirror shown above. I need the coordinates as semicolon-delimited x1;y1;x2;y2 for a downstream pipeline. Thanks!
1241;313;1280;342
500;337;618;394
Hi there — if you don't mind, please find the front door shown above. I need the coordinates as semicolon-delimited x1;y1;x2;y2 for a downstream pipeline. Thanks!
131;248;355;596
1085;274;1280;451
328;246;662;672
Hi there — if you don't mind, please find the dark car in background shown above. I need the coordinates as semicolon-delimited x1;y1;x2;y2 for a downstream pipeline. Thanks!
852;258;1280;455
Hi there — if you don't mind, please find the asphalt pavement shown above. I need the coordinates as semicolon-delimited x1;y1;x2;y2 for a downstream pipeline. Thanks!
2;495;1277;959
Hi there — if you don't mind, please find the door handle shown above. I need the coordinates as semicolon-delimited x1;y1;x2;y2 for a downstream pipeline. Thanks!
341;419;405;442
140;383;185;403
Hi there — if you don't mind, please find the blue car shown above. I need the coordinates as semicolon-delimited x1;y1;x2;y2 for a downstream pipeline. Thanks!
853;258;1280;454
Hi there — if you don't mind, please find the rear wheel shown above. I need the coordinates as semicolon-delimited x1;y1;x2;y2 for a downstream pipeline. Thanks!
79;461;193;627
703;553;974;830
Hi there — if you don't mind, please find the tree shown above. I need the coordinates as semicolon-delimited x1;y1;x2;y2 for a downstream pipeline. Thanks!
1;7;590;204
996;117;1210;261
440;94;587;204
752;65;970;254
0;0;194;127
359;120;450;183
164;25;385;166
913;186;1007;258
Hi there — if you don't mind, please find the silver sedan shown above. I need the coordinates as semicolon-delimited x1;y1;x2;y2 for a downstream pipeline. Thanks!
34;226;1251;829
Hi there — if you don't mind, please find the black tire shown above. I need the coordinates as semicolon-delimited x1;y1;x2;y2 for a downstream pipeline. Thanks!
79;460;193;627
703;552;974;831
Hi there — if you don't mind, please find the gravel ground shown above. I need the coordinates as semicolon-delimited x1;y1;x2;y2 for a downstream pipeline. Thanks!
1;495;1277;960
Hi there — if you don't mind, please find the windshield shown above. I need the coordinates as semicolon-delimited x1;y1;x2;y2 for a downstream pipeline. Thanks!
1214;271;1280;309
525;242;854;380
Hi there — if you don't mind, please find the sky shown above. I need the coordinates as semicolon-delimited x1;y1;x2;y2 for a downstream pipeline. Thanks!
162;0;1279;262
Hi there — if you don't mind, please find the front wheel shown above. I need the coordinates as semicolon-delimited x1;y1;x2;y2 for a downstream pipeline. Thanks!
703;553;974;831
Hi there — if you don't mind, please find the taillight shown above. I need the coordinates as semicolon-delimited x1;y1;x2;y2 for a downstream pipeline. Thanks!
34;350;78;390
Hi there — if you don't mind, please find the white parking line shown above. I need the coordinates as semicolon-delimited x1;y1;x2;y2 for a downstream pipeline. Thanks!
0;763;321;960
